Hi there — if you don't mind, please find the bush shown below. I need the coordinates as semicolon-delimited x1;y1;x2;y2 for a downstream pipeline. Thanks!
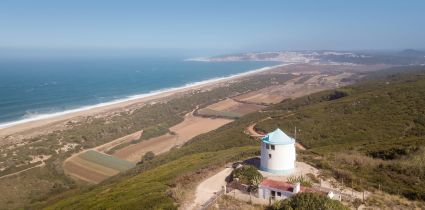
327;90;349;101
287;175;313;187
270;192;348;210
233;165;263;188
140;151;155;164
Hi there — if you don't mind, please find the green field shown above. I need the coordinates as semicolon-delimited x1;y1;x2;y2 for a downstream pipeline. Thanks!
197;108;242;119
79;150;135;172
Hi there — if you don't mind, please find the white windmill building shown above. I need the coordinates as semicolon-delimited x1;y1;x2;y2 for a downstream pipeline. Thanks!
260;128;296;174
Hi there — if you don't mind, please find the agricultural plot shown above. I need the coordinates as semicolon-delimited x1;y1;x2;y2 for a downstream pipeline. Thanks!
79;150;135;172
234;73;354;104
63;150;135;183
112;112;232;162
197;98;265;118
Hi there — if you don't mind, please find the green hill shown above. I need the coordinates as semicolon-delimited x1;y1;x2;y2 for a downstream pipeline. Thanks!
256;66;425;200
44;66;425;209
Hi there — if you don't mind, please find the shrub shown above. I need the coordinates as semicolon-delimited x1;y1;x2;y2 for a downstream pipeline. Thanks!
233;165;263;188
327;90;349;101
140;151;155;164
287;175;312;187
270;192;348;210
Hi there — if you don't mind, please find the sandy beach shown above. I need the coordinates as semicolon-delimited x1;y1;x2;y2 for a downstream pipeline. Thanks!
0;64;286;143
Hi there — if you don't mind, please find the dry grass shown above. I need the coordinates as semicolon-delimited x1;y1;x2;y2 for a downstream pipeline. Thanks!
207;195;265;210
112;114;232;162
198;98;265;118
335;152;384;168
365;190;425;209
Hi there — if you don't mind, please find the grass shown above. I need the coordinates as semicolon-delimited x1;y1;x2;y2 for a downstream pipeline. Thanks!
287;175;312;187
46;147;258;210
255;66;425;201
42;99;264;209
197;108;242;119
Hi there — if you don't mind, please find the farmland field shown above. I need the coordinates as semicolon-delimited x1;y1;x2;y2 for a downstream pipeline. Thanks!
79;150;135;172
112;112;232;162
197;98;265;118
63;150;135;183
233;72;355;105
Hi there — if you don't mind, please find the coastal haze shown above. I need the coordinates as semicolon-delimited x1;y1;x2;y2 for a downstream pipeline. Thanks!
1;1;425;210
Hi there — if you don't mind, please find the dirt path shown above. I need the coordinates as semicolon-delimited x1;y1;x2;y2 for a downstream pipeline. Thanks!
245;118;306;151
187;168;232;210
246;123;264;137
95;130;143;153
0;162;45;179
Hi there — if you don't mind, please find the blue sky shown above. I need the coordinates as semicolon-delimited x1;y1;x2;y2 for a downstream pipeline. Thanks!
0;0;424;55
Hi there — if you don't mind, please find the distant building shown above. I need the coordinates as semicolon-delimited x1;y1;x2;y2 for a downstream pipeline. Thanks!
260;128;296;174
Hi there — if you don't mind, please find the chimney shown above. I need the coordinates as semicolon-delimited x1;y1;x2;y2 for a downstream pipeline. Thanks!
293;182;300;194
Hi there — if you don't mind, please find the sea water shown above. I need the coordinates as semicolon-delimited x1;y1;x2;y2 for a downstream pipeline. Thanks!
0;57;278;128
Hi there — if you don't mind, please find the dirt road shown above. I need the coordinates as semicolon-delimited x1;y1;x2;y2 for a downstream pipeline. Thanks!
187;168;232;210
246;121;306;151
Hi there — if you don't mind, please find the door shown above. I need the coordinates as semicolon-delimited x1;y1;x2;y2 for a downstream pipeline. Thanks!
271;190;276;199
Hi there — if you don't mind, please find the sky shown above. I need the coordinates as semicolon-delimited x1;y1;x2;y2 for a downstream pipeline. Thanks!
0;0;424;56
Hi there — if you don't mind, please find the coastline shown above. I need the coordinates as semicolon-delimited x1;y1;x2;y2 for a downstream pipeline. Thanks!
0;63;288;138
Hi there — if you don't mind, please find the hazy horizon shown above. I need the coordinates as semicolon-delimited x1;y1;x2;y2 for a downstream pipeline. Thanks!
1;0;425;55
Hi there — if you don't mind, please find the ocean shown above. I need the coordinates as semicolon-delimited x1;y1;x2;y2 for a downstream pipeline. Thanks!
0;57;278;128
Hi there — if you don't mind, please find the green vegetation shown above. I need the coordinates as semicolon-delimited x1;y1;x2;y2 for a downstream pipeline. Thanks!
270;192;348;210
256;67;425;200
294;75;314;84
46;147;258;210
233;165;264;188
79;150;135;172
286;175;312;187
197;108;242;119
140;151;155;164
43;99;265;209
212;195;265;210
24;66;425;209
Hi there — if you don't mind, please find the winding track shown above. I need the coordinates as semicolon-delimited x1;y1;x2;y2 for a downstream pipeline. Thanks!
245;114;306;151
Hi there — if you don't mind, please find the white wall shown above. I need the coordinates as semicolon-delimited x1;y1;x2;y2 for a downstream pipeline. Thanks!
258;186;293;200
260;142;295;172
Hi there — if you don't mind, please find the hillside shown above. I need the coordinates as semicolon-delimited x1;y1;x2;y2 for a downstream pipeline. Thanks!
44;66;425;209
256;66;425;201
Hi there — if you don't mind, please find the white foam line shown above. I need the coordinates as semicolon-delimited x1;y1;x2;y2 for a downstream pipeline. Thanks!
0;63;290;129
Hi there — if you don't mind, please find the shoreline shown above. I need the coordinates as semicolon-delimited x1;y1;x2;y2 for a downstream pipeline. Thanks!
0;63;289;138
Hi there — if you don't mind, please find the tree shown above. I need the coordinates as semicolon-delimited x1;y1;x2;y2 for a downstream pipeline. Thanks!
233;165;263;191
140;151;155;164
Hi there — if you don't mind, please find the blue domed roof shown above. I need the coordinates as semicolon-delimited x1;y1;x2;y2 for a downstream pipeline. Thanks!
261;128;295;145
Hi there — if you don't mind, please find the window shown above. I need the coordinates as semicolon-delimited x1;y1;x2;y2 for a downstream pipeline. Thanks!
271;190;276;197
277;192;282;196
265;143;269;149
271;145;275;150
269;154;272;159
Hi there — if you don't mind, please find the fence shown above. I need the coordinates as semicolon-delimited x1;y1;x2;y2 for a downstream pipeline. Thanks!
200;189;225;210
